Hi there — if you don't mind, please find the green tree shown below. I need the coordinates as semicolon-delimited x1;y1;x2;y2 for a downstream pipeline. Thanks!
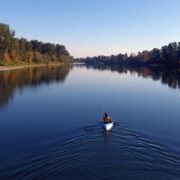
0;23;15;60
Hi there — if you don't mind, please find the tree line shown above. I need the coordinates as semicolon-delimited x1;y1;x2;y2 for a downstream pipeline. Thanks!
76;42;180;65
0;23;72;65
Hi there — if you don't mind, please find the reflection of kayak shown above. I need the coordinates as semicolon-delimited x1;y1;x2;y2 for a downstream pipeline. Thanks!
102;122;114;131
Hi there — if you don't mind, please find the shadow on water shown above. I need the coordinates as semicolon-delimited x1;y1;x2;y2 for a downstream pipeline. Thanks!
1;122;180;179
0;65;70;109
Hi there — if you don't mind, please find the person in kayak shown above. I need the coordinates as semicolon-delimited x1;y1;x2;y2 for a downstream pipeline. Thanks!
103;113;111;124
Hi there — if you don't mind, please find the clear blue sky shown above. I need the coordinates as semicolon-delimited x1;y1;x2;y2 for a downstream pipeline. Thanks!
1;0;180;57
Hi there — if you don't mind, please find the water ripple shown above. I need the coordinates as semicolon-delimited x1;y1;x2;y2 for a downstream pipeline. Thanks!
1;123;180;179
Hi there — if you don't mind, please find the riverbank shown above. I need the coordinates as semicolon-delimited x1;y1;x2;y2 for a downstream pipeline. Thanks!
0;63;65;71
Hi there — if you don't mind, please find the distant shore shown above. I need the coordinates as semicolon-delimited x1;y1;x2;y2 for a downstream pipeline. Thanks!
0;63;64;71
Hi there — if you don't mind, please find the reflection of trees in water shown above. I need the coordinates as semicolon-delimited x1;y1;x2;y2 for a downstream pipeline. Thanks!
133;66;180;89
0;65;70;108
75;63;180;90
1;64;179;109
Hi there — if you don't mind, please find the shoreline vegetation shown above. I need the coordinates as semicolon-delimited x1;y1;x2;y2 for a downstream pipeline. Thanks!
2;23;180;68
76;44;180;66
0;23;72;67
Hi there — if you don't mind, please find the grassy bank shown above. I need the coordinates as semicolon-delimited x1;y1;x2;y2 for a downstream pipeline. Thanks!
0;62;67;71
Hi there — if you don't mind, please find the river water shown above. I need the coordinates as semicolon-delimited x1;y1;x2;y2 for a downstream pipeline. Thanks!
0;64;180;179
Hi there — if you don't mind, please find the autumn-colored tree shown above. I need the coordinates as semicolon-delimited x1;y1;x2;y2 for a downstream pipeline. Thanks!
0;23;71;65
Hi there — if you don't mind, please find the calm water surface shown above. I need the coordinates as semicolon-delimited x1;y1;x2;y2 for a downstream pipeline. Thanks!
0;64;180;179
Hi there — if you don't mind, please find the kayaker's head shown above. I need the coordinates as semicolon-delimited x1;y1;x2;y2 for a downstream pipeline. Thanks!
105;113;108;117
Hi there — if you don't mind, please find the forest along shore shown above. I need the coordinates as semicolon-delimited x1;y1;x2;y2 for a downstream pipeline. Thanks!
0;23;72;66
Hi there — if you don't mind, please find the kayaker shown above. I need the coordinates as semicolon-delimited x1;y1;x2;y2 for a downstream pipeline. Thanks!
103;113;111;124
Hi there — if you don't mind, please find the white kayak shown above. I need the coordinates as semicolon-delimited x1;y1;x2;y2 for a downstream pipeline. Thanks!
102;122;114;131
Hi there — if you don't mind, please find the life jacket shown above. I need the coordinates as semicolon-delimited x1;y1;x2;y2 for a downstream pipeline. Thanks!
103;116;111;123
